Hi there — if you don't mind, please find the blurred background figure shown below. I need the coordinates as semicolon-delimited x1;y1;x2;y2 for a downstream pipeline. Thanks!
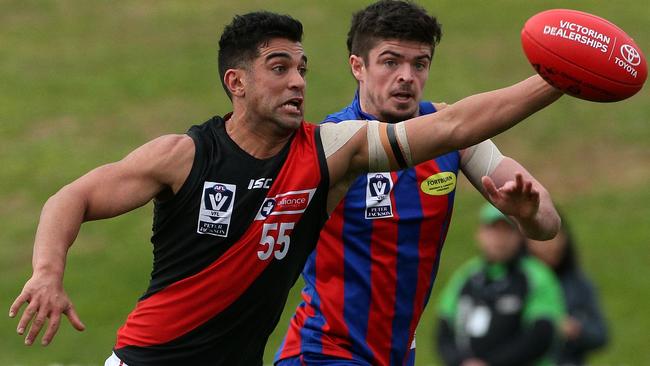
527;213;609;366
435;203;564;366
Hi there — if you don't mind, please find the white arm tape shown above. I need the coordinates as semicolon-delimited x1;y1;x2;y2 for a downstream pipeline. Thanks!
461;139;504;181
366;120;390;171
320;120;365;158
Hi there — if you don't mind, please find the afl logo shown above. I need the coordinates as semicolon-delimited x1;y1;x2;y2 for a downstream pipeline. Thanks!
620;44;641;66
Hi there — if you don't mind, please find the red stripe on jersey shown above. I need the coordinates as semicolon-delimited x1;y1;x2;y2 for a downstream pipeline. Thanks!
116;122;321;349
115;218;275;348
403;162;451;361
278;292;312;360
365;171;400;366
315;201;353;358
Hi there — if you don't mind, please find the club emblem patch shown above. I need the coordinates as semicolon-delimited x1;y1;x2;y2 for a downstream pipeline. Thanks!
365;173;394;219
197;182;236;237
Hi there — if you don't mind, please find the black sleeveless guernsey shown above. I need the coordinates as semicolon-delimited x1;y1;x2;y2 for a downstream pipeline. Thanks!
113;116;329;365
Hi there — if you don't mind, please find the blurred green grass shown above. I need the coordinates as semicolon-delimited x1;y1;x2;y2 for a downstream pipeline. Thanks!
1;1;648;365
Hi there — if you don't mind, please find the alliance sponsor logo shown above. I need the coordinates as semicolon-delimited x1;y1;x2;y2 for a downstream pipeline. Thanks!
255;188;316;220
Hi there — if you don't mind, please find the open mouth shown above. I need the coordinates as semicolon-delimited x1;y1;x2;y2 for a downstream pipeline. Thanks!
391;92;413;101
281;97;303;113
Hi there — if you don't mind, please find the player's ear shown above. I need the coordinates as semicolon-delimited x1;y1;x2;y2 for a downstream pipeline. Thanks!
349;55;365;82
224;68;246;98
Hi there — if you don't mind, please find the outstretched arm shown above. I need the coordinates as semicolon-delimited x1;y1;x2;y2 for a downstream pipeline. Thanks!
324;75;562;210
9;134;194;346
406;75;562;165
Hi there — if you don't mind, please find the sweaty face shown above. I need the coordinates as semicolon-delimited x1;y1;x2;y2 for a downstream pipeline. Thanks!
354;39;432;122
477;221;523;263
243;38;307;132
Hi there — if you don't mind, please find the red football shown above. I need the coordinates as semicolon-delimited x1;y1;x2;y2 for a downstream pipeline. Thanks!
521;9;647;102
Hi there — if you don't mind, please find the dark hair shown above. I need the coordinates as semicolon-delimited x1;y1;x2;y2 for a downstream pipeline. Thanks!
218;11;303;98
347;0;442;60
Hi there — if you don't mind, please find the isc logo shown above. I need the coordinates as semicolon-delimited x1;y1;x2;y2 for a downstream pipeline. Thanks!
248;178;272;189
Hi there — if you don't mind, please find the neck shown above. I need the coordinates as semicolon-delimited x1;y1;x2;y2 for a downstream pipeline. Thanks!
225;111;294;159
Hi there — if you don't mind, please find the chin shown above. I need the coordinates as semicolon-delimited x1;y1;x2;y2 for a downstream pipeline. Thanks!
278;116;303;130
384;109;418;123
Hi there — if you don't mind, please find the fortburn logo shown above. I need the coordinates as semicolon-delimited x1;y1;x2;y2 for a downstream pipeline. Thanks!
197;182;236;237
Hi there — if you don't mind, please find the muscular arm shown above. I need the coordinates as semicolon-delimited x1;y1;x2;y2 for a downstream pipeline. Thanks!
324;75;562;211
9;134;195;346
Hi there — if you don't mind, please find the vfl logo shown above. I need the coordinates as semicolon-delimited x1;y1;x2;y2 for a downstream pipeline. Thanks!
620;44;641;66
365;173;394;219
204;184;233;213
197;182;236;237
368;174;391;200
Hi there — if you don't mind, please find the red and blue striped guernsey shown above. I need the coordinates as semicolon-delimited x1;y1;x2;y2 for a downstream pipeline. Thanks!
276;92;461;366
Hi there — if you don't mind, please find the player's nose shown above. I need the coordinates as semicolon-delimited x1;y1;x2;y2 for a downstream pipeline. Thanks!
397;64;415;83
288;69;306;90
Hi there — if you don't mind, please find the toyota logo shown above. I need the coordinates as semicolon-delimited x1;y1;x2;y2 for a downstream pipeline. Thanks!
620;44;641;66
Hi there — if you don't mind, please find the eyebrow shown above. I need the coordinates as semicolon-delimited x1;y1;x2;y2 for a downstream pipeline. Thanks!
378;50;432;61
265;52;308;64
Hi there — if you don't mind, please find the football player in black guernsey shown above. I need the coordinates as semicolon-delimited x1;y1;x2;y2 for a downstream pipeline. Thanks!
10;11;562;366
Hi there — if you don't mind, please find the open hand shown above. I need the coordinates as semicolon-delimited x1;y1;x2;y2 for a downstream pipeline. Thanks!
481;172;540;220
9;275;85;346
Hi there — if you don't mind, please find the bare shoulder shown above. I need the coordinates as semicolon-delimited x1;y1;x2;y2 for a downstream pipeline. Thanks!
132;134;195;166
127;134;195;194
145;134;194;155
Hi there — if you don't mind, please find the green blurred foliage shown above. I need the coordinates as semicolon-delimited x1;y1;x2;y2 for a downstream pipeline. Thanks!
1;1;648;365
